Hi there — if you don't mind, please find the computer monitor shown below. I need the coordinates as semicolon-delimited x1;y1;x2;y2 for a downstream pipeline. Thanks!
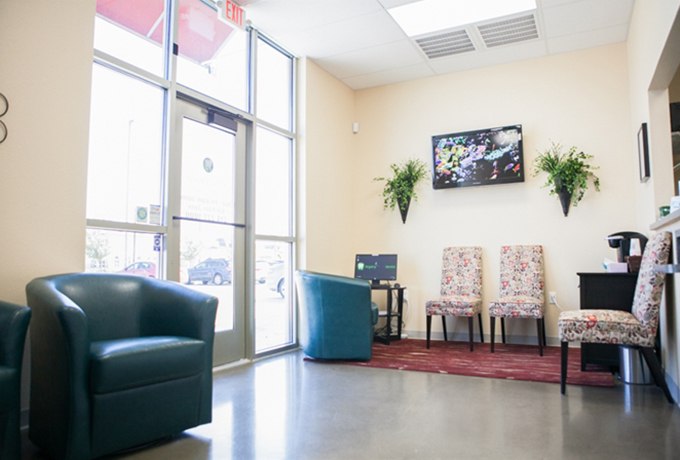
354;254;398;285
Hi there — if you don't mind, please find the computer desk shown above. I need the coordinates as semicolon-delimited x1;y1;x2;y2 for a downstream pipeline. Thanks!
371;283;406;345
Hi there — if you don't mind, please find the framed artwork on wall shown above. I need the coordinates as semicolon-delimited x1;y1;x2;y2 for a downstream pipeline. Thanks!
638;122;650;182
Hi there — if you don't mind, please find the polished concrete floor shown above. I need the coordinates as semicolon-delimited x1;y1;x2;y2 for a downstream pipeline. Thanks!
22;349;680;460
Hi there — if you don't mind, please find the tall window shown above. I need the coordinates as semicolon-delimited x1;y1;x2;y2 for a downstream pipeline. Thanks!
256;38;293;130
253;35;295;353
254;126;294;352
87;0;296;356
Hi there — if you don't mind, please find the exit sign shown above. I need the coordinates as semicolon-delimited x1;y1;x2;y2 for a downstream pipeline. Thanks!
220;0;246;29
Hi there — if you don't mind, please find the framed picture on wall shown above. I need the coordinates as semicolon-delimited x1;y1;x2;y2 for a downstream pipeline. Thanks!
638;122;650;182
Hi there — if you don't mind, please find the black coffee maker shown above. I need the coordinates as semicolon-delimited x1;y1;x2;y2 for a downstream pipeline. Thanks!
607;231;648;263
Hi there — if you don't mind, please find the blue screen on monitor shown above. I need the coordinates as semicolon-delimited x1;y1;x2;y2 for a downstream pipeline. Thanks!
354;254;397;283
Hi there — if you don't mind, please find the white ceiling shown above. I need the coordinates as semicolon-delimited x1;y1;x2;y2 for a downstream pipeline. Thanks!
241;0;635;90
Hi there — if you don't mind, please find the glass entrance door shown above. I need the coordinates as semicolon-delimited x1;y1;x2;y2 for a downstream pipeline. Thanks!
168;98;246;365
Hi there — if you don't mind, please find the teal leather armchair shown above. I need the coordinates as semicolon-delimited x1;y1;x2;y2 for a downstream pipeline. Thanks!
0;301;31;460
295;270;378;361
26;273;218;460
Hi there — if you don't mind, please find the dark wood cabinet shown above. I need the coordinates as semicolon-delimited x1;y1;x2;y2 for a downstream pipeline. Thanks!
577;272;638;370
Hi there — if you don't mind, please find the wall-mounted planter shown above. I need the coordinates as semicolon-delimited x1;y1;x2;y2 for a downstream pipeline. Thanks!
374;159;427;224
534;143;600;217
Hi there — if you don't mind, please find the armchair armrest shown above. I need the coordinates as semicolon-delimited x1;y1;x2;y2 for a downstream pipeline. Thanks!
26;278;91;460
0;301;31;368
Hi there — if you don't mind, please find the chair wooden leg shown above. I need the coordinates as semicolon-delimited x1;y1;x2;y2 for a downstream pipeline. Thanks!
500;318;506;343
537;318;544;356
478;313;484;343
426;315;432;349
640;347;674;403
468;316;474;351
442;316;448;342
542;318;547;347
490;317;496;353
561;341;568;394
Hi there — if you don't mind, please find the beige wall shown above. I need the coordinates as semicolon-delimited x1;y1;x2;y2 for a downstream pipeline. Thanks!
627;0;680;398
0;0;95;413
297;59;358;275
627;0;680;224
0;1;94;304
349;44;637;342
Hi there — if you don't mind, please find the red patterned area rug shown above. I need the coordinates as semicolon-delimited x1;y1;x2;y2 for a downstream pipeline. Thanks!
342;339;615;387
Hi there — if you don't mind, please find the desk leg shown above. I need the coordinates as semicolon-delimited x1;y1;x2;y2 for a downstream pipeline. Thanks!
397;289;404;339
385;290;393;345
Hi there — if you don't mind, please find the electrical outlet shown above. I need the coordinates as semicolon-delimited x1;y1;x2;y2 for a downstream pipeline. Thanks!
549;292;557;304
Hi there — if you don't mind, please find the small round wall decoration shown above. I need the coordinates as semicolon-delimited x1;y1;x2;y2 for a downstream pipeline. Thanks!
0;93;8;117
203;157;214;173
0;93;7;144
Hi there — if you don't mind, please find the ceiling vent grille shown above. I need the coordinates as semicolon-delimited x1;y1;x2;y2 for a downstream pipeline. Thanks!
477;14;539;48
415;29;475;59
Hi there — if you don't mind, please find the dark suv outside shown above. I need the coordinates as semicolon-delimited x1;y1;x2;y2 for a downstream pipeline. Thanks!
187;258;232;285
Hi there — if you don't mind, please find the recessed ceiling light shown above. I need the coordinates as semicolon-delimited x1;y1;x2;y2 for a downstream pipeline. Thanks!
387;0;537;37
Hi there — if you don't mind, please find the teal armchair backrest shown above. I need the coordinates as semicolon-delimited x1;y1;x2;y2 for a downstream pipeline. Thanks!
29;273;215;342
295;270;376;361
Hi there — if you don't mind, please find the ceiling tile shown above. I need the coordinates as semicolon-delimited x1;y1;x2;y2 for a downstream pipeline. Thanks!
377;0;419;8
542;0;633;38
316;40;424;79
538;0;581;7
546;23;629;54
273;11;407;58
246;0;383;32
342;63;436;90
428;40;547;74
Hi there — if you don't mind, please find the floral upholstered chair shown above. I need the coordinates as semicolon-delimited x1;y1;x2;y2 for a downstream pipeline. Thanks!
425;246;483;351
558;231;673;401
489;245;546;355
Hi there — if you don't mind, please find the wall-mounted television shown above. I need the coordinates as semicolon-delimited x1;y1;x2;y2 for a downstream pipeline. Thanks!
354;254;397;285
432;124;524;190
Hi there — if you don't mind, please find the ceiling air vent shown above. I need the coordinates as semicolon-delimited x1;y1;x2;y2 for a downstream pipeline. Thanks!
415;29;475;59
477;14;539;48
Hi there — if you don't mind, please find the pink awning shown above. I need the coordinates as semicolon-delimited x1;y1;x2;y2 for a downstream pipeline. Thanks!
97;0;235;64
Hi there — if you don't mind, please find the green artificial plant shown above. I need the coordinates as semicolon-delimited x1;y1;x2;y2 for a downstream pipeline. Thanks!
533;142;601;216
374;158;429;223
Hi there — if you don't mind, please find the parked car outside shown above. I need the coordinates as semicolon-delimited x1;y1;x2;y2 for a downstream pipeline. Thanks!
120;261;157;278
255;259;268;284
265;259;286;298
187;258;232;285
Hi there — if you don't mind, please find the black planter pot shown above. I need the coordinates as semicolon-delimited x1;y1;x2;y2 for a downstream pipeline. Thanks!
398;197;411;224
557;187;572;217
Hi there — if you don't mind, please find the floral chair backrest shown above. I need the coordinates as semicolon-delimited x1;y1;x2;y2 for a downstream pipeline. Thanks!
440;246;482;297
498;245;544;300
631;231;671;328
